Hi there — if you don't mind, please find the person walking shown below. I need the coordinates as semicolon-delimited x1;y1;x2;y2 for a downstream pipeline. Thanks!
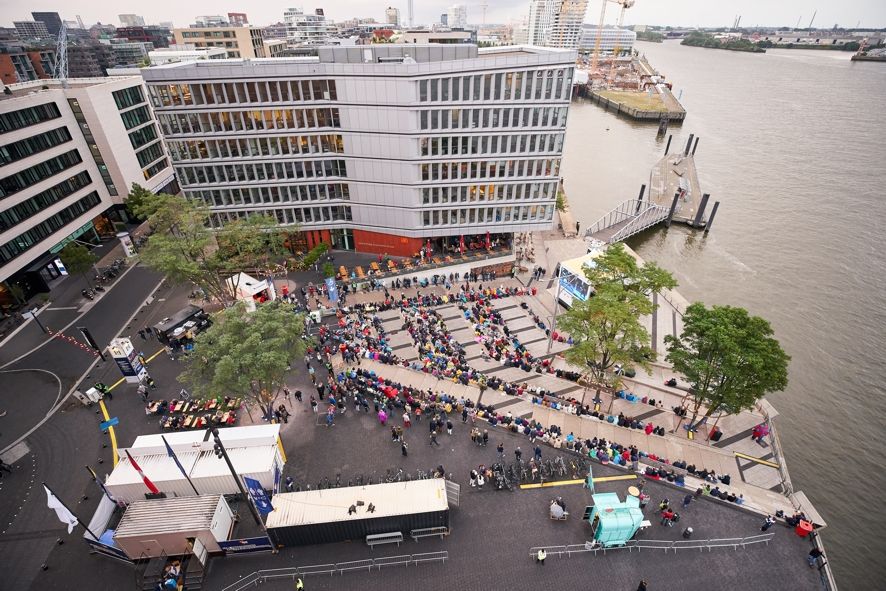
536;548;546;565
137;383;149;403
807;547;823;567
283;387;291;406
682;494;693;509
637;580;648;591
534;445;542;461
446;420;453;435
430;432;441;447
295;577;305;590
462;407;468;423
285;476;295;492
515;447;522;462
146;376;156;390
310;396;318;413
761;515;776;531
497;443;505;460
295;389;303;403
482;430;489;447
401;441;409;457
403;411;411;429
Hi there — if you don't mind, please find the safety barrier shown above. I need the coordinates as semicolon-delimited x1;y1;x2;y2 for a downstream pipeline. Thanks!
220;551;448;591
528;533;774;559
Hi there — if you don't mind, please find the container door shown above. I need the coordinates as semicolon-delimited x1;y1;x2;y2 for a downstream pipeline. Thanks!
192;537;208;567
445;480;460;507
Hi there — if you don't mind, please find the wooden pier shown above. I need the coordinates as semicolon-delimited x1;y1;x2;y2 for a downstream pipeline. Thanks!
647;134;715;228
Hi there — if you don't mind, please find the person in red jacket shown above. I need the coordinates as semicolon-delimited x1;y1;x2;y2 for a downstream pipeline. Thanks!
645;423;654;435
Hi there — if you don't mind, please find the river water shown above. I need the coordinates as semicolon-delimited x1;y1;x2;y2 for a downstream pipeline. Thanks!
561;41;886;587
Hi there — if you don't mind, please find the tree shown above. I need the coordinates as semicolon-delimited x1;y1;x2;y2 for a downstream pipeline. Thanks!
556;192;567;212
559;243;676;387
664;303;790;426
124;183;158;221
137;192;290;304
59;243;98;287
179;301;307;420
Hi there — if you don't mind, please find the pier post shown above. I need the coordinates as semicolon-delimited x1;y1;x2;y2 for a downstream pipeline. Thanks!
664;135;672;155
636;184;646;213
693;193;710;227
704;201;721;233
665;192;680;228
684;133;695;156
691;136;700;156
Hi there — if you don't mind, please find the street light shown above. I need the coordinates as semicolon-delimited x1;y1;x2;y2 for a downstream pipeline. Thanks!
210;428;264;528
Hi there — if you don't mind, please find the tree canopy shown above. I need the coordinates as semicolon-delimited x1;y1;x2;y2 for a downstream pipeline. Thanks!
178;301;307;419
665;302;790;424
559;243;677;385
59;243;97;283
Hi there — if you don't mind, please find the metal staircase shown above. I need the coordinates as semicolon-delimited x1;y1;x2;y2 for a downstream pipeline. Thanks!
584;199;671;244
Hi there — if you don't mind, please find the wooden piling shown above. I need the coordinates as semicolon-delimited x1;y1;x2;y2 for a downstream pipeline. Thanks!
693;193;710;227
666;192;680;228
704;201;720;233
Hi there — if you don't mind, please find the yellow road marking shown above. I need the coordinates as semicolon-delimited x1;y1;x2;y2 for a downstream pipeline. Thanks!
145;347;164;363
734;452;779;469
520;474;637;490
108;377;125;392
98;399;118;467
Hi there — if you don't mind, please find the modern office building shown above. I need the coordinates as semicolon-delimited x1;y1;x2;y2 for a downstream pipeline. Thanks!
578;25;636;54
173;24;266;58
264;39;289;57
447;5;468;29
527;0;588;49
67;42;115;78
228;13;249;26
107;39;154;67
142;44;573;255
385;7;401;28
116;26;172;49
13;21;51;40
148;45;228;65
119;14;146;28
398;30;476;44
284;8;335;47
0;77;174;299
31;12;63;37
0;43;55;84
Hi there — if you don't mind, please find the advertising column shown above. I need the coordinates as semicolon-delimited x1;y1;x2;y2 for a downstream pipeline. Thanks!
108;337;148;384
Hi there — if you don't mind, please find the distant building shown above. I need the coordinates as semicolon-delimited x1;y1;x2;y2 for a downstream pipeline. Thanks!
119;14;146;28
31;12;63;37
448;5;468;29
398;30;475;44
195;16;228;27
262;22;289;40
13;21;51;39
107;39;154;67
512;18;530;45
116;26;172;49
441;14;449;27
174;24;267;58
385;7;401;28
228;13;249;26
67;42;116;77
528;0;588;49
264;39;288;57
0;42;55;84
284;8;335;47
578;26;636;54
0;76;174;299
148;45;227;65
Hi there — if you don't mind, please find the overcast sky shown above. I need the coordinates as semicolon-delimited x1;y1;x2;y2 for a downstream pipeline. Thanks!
2;0;884;29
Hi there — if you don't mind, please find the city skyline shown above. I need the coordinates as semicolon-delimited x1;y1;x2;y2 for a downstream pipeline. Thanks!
2;0;885;30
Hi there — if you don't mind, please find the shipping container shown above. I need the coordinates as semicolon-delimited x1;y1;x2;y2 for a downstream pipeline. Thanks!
266;479;450;547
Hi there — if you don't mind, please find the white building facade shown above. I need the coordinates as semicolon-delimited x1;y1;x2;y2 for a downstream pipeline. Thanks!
0;77;173;295
527;0;588;49
284;8;335;47
142;45;574;255
448;5;468;29
578;26;636;54
385;7;401;28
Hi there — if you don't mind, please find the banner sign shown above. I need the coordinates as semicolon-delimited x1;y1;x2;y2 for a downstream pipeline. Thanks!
219;536;275;554
244;476;274;515
325;277;339;303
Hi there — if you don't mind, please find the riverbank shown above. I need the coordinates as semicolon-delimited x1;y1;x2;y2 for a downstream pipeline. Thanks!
586;88;686;121
851;53;886;61
681;32;766;53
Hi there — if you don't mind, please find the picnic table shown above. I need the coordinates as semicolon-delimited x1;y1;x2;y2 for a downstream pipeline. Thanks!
356;266;365;278
370;262;381;272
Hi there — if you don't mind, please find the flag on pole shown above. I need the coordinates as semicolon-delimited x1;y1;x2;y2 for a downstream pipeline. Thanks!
162;436;199;495
44;485;79;533
125;450;160;494
86;465;115;502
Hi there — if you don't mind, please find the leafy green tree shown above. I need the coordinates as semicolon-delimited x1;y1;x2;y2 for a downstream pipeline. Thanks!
179;301;307;420
59;243;98;287
664;302;790;426
581;243;677;301
124;183;160;221
556;192;567;212
322;262;336;278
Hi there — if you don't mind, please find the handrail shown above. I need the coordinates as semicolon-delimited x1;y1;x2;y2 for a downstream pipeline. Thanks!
220;551;448;591
528;533;774;559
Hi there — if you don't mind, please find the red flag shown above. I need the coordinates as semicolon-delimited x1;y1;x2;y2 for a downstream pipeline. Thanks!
485;232;491;250
459;235;465;255
426;239;432;257
125;450;160;494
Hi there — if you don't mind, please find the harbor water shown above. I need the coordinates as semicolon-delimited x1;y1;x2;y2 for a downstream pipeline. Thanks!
561;41;886;588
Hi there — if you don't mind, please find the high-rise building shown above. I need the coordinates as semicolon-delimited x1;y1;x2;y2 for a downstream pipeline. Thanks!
13;21;51;39
228;13;249;26
174;24;267;58
194;16;229;27
283;8;334;47
407;0;414;28
448;5;468;29
31;12;63;37
119;14;146;28
0;77;174;299
578;25;636;54
67;42;115;77
142;44;574;255
527;0;588;48
107;39;154;67
385;7;401;28
441;14;449;27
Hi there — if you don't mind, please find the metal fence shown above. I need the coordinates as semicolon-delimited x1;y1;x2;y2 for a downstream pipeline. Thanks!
221;551;448;591
528;533;775;559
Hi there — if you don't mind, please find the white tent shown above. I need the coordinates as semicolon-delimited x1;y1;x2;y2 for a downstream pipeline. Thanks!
226;272;276;311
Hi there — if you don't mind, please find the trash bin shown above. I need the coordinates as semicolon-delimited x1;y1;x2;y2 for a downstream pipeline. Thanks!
795;520;813;538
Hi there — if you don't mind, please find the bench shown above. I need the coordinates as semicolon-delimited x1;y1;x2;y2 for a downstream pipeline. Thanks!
410;527;450;541
366;532;403;548
550;511;569;521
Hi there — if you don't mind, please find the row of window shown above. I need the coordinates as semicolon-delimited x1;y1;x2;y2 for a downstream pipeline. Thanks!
167;134;344;162
112;86;146;111
158;108;341;136
128;123;159;151
420;158;560;182
0;171;91;232
0;102;61;134
209;205;352;228
135;141;165;169
177;159;347;186
143;158;169;181
0;149;83;198
421;204;555;227
188;182;350;207
0;126;72;165
418;68;573;103
422;181;558;205
420;132;564;158
120;105;153;131
148;80;338;108
0;191;102;265
420;106;568;131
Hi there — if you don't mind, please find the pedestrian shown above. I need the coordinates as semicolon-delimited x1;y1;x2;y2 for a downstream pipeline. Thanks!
285;476;294;492
515;447;522;462
482;430;488;447
401;441;409;457
536;548;546;565
310;396;318;413
325;410;334;428
279;405;290;424
283;387;291;406
137;383;148;402
430;432;440;447
462;407;468;423
144;326;153;339
403;411;411;428
146;376;156;390
395;426;404;442
637;580;648;591
761;515;776;531
682;493;693;509
534;445;542;461
295;577;305;590
446;420;453;435
137;329;146;341
497;443;505;460
295;389;303;403
807;547;823;567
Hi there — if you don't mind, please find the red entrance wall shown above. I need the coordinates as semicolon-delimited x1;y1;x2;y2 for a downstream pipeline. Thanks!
353;229;424;257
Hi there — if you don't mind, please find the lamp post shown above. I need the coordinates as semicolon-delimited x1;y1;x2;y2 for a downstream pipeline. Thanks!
546;267;564;354
211;428;264;528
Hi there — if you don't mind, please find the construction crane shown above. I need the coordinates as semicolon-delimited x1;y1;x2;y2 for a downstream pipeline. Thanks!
590;0;620;74
607;0;636;84
480;4;488;26
53;21;68;87
808;10;817;30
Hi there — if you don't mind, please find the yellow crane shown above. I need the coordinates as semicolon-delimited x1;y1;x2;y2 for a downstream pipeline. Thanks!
590;0;630;74
607;0;635;84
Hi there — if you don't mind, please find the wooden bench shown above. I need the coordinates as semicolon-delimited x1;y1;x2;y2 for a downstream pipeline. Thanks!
366;532;403;548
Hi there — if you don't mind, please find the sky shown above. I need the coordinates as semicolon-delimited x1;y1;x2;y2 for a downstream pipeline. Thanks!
2;0;885;29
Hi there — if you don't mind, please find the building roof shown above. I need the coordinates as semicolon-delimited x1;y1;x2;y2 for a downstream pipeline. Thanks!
114;495;222;539
266;479;448;528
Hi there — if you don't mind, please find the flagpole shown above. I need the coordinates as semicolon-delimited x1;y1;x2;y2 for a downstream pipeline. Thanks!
85;465;115;502
42;482;100;541
162;435;200;496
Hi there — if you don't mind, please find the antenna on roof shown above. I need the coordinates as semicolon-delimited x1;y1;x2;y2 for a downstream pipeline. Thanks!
53;21;68;88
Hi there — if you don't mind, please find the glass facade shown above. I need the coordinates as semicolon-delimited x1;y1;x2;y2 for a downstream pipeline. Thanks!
0;127;72;165
0;102;61;133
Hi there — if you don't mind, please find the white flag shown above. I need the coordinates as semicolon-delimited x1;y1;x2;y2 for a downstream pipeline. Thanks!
44;485;78;534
